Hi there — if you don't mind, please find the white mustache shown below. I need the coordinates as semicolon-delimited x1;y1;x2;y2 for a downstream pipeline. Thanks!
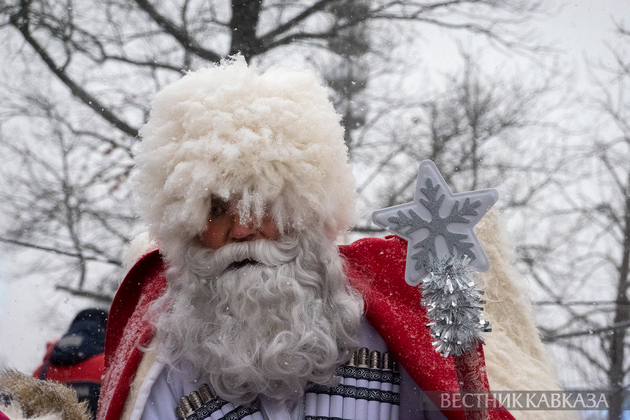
185;237;301;279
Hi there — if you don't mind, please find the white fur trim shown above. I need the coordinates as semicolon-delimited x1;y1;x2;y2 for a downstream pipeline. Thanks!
0;402;60;420
1;401;30;420
122;232;157;272
136;56;355;257
125;348;162;420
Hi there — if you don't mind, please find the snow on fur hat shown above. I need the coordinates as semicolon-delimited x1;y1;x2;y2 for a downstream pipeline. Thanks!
136;55;355;252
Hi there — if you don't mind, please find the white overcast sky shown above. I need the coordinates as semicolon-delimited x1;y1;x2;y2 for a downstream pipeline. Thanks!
543;1;628;59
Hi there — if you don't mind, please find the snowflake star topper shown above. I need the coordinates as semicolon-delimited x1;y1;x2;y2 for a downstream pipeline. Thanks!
372;160;499;286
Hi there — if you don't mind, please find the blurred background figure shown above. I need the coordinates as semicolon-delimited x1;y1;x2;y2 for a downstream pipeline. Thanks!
33;309;108;418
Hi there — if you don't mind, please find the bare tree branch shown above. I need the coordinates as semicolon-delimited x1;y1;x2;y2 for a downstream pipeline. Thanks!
8;2;140;138
0;237;122;266
56;285;113;304
132;0;222;63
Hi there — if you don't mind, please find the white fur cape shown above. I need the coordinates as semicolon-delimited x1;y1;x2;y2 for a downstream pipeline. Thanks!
475;210;578;420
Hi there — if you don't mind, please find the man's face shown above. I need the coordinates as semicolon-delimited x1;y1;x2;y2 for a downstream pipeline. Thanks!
155;201;363;403
198;196;281;250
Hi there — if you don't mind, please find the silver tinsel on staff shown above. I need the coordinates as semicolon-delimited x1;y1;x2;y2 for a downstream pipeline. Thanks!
420;254;491;358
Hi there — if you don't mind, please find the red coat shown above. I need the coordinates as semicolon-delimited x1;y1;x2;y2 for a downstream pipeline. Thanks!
97;236;514;420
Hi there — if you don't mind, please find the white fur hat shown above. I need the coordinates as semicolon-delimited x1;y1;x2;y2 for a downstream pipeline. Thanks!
135;56;355;252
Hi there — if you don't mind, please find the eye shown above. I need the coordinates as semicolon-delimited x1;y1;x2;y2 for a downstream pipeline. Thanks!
209;199;229;217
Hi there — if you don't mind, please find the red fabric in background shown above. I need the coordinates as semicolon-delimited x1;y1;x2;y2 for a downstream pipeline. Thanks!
33;353;105;384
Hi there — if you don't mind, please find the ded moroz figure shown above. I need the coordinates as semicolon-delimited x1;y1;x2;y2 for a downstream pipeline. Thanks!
97;56;570;420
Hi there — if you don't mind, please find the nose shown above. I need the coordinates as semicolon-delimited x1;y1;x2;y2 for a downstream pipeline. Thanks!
228;212;258;242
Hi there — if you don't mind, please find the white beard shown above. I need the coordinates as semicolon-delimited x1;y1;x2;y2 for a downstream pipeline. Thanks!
149;235;363;404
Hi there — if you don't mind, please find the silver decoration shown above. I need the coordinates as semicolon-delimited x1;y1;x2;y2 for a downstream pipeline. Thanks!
372;160;498;286
371;160;497;356
421;254;491;357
